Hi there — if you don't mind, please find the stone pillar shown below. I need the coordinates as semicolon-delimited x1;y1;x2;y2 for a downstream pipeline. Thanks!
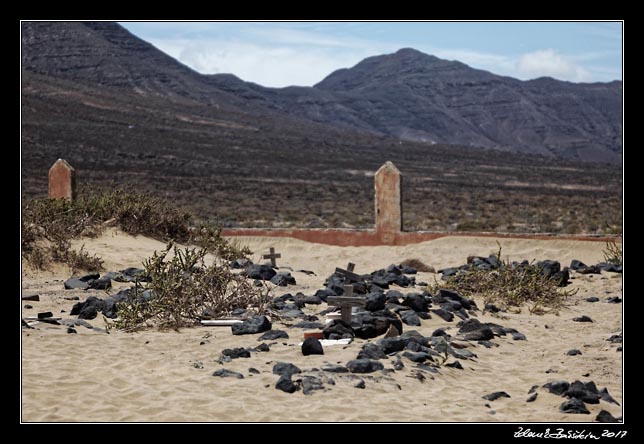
48;159;76;201
374;161;402;237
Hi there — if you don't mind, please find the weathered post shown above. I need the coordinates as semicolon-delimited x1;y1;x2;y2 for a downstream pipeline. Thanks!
48;159;76;201
374;161;402;240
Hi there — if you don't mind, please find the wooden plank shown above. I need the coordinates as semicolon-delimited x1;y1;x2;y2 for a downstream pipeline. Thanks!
327;296;367;307
200;319;244;326
334;267;363;283
21;295;40;301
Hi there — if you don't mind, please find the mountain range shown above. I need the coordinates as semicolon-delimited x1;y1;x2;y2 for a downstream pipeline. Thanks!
22;21;622;164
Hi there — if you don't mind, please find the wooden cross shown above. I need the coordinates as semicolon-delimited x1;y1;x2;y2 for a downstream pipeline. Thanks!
335;262;363;283
327;284;366;323
262;247;281;267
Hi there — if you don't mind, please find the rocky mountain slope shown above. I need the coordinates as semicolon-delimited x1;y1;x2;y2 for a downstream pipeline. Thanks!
22;22;622;163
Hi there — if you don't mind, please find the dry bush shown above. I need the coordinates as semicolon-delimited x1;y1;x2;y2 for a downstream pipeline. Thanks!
21;187;250;270
603;239;623;266
400;258;435;273
432;248;576;315
111;242;270;331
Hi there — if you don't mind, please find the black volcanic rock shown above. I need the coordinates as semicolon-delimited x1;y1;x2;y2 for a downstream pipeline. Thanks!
346;359;384;373
231;316;272;335
560;398;590;414
301;337;324;356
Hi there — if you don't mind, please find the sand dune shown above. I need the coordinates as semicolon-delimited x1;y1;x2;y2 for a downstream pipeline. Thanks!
21;231;622;422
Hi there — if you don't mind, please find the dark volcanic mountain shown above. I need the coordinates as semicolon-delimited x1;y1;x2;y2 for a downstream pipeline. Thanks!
206;48;622;163
21;22;622;234
22;22;622;164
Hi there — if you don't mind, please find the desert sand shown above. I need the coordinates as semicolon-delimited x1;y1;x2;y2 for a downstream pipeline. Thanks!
21;230;623;422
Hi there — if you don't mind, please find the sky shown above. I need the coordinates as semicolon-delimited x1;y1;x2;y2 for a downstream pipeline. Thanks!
119;21;622;88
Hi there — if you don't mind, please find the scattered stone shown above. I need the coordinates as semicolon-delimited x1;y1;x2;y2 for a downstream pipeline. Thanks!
446;360;463;370
511;332;527;341
400;310;421;326
597;262;622;273
458;319;494;341
482;391;511;401
271;272;296;286
301;376;325;395
272;362;301;377
431;308;454;322
577;265;602;275
258;330;289;341
321;364;348;373
212;369;244;379
585;297;600;302
378;337;406;355
230;258;253;269
560;398;590;414
402;351;431;363
231;316;272;335
88;276;111;290
354;379;366;389
570;260;587;270
545;369;558;374
543;381;570;396
616;346;622;352
254;343;270;352
596;410;619;423
528;385;539;394
392;356;404;371
566;349;582;356
322;319;354;340
478;341;497;348
358;343;387;360
401;293;428;312
248;367;260;374
64;296;80;301
383;324;401;338
526;393;538;402
275;374;298;393
64;278;90;290
24;305;33;309
66;327;77;334
364;292;386;311
302;337;324;356
346;359;384;373
485;303;501;313
607;296;622;304
573;316;593;323
244;264;276;281
598;387;620;405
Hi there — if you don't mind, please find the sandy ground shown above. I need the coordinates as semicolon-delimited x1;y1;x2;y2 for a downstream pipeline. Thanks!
21;231;623;423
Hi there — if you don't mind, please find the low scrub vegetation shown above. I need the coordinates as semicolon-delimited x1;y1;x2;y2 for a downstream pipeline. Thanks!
21;187;250;270
433;247;577;315
110;242;270;331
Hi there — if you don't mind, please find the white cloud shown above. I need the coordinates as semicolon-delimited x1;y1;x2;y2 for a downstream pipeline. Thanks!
516;49;591;82
145;32;398;87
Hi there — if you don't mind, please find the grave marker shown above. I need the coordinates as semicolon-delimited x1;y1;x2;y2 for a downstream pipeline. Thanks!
327;284;366;323
335;262;363;283
374;161;402;236
262;247;282;267
48;159;76;201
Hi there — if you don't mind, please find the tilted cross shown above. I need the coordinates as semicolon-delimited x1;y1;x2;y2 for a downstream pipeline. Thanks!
334;262;363;283
263;247;281;268
327;284;366;323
